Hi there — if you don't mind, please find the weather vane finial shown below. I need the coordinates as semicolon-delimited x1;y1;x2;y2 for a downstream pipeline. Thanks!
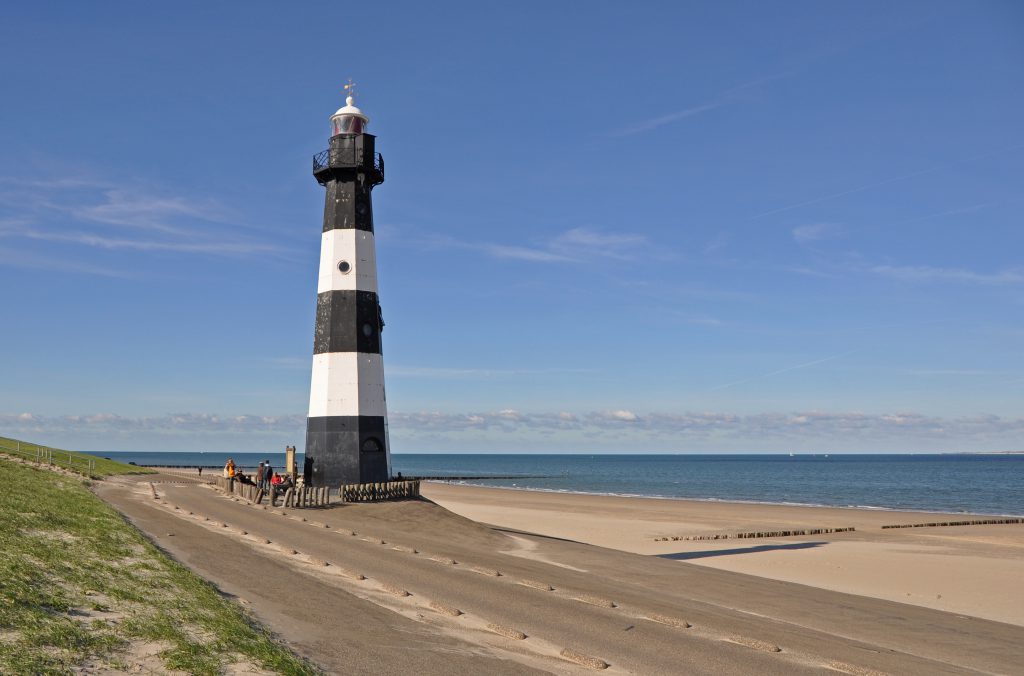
343;78;356;103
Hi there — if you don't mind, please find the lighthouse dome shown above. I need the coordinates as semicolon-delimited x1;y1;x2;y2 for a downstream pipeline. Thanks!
330;95;369;135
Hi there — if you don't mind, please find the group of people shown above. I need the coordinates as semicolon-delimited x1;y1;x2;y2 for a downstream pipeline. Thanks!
221;458;293;496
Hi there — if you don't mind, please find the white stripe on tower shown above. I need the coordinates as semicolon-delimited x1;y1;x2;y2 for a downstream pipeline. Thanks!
316;229;378;294
308;353;387;417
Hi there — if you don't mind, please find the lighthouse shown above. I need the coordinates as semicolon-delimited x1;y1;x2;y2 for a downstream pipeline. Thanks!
305;88;391;488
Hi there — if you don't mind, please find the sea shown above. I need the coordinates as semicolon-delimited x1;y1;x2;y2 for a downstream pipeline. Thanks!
103;451;1024;516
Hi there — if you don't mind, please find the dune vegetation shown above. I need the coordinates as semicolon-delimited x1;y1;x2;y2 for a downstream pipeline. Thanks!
0;455;316;674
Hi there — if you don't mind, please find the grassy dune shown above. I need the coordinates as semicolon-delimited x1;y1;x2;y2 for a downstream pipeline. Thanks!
0;435;154;477
0;457;316;675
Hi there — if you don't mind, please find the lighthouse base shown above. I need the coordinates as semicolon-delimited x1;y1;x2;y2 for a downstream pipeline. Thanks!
305;415;390;488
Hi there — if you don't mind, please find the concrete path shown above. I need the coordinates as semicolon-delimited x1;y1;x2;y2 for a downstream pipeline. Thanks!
97;473;1024;675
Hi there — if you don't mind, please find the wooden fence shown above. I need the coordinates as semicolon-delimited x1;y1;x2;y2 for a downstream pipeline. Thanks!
214;477;421;506
214;478;330;508
0;439;96;475
339;480;420;503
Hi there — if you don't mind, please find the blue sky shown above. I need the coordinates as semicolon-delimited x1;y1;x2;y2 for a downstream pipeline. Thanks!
1;1;1022;453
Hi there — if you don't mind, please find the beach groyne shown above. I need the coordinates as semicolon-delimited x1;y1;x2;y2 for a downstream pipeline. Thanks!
881;518;1022;529
656;527;856;542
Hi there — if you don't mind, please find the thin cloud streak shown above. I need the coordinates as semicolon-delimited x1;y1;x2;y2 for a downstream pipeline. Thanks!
751;143;1024;219
612;102;725;137
387;364;595;379
871;265;1024;285
0;173;288;259
610;70;795;137
711;349;862;391
0;245;128;277
417;227;656;265
18;228;282;255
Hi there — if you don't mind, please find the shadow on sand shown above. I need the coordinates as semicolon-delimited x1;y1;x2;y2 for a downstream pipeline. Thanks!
658;541;828;560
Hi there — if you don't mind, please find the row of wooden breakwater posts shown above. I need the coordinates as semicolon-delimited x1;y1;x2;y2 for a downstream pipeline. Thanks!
214;477;421;506
656;527;856;542
881;517;1022;529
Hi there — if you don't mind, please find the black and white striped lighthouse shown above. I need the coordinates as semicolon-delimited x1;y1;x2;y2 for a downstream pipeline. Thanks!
305;88;391;488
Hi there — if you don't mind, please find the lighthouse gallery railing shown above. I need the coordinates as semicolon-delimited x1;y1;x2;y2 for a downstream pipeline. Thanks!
312;149;384;179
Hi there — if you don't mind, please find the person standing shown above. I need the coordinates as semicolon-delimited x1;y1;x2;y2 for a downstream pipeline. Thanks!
263;459;273;486
256;462;265;490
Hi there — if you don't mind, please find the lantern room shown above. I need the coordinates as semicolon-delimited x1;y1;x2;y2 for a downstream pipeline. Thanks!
330;95;369;136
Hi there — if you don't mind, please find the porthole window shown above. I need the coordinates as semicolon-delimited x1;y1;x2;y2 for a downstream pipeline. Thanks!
362;322;375;337
337;260;351;274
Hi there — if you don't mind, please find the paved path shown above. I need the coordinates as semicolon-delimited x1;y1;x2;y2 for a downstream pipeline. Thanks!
97;473;1024;675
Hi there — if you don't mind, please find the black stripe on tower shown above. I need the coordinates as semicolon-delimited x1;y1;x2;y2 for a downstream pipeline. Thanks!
323;179;375;233
313;290;383;355
306;415;388;486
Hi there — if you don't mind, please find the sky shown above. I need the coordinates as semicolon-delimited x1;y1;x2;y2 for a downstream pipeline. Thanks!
1;1;1022;454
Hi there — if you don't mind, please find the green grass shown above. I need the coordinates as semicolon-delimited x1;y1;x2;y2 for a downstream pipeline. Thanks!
0;457;318;675
0;435;153;477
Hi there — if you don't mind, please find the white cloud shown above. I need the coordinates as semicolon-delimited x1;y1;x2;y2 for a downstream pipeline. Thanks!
480;243;574;263
792;222;842;244
5;410;1022;447
548;227;650;261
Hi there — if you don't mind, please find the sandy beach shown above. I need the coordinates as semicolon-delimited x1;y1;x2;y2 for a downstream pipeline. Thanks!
422;482;1024;626
104;467;1024;674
